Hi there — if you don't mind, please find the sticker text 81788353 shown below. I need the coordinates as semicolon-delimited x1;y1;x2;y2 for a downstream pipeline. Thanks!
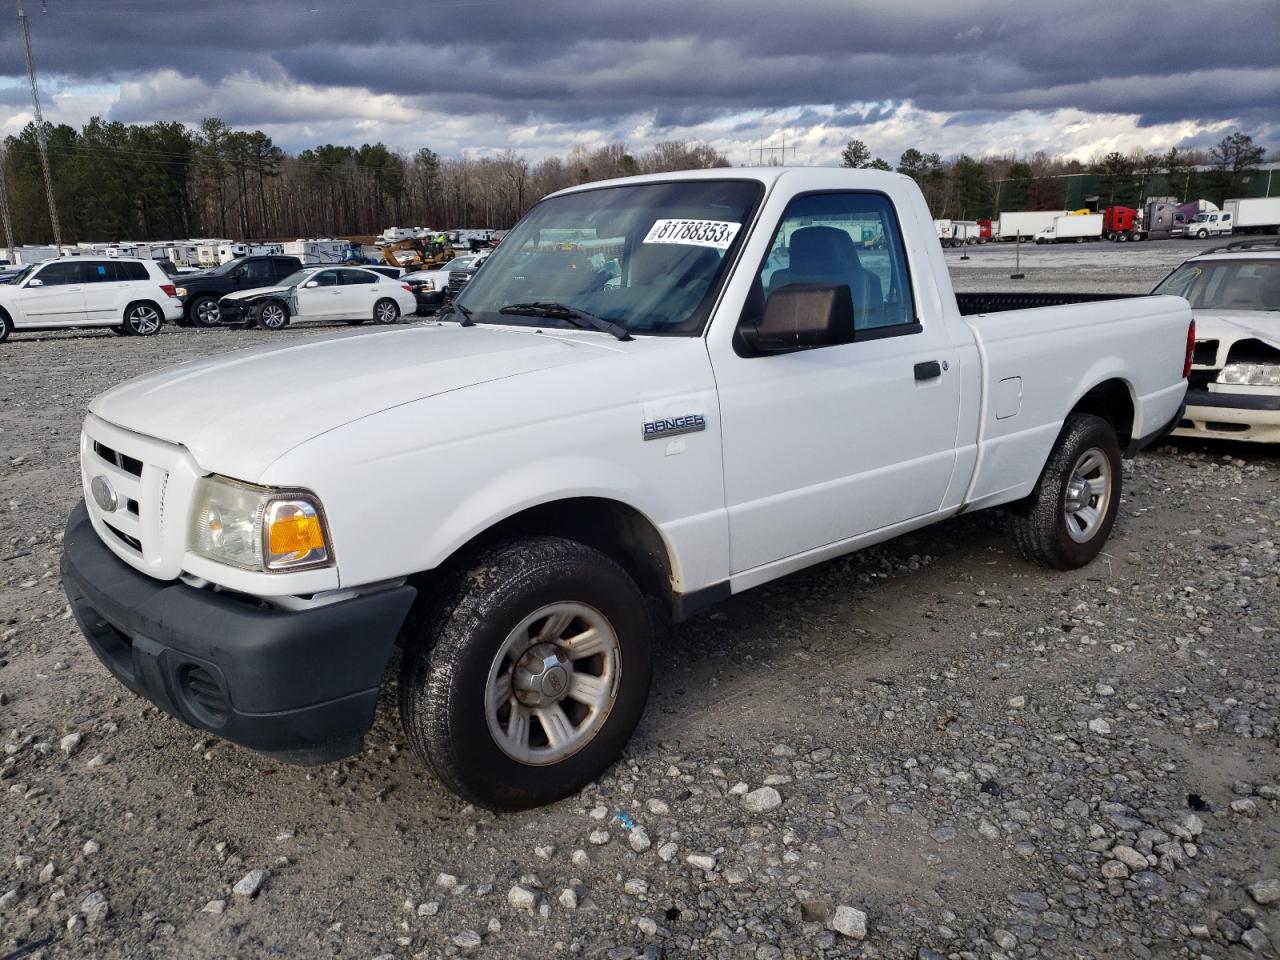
643;219;741;250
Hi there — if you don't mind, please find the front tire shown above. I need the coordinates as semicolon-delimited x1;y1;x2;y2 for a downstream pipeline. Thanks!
0;311;11;343
399;537;653;810
1008;413;1122;570
374;298;400;324
122;301;163;336
254;299;290;330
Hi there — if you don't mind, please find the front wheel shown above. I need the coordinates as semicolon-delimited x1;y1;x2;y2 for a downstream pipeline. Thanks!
0;312;11;343
374;298;400;324
254;299;290;330
123;302;163;336
1196;229;1208;239
399;537;653;810
1007;413;1122;570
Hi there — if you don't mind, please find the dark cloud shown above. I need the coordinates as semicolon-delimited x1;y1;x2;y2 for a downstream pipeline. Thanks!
0;0;1276;151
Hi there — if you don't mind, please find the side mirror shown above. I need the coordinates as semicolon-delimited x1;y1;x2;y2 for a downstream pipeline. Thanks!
26;278;44;288
303;280;319;288
740;284;855;354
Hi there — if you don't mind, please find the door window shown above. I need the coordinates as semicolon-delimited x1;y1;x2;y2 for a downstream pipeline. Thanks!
31;262;80;286
339;269;377;285
272;258;297;275
239;259;274;283
754;192;916;337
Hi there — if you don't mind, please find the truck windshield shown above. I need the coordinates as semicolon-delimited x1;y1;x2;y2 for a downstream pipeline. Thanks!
454;179;763;335
1153;259;1280;311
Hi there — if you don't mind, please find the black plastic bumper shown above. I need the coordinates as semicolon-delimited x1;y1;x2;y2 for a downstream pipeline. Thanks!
1185;388;1280;411
412;289;444;312
60;502;416;764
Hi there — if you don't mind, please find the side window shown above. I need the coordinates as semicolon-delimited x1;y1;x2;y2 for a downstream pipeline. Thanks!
756;192;915;335
312;270;340;287
272;258;296;275
240;259;273;283
31;262;79;286
79;261;113;283
340;269;376;285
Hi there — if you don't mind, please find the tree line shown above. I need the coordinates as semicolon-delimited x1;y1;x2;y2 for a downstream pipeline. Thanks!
2;115;1270;246
0;119;729;245
840;131;1271;219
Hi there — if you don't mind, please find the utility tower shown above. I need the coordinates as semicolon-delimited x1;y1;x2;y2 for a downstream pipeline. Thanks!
17;0;63;247
0;145;15;250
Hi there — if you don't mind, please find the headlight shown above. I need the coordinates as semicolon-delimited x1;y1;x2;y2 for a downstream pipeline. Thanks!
1218;362;1280;387
420;279;435;291
175;286;188;298
189;475;332;572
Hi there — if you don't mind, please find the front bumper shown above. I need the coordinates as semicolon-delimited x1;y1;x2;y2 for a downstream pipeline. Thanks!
411;288;444;312
216;299;253;325
61;501;416;764
1173;389;1280;444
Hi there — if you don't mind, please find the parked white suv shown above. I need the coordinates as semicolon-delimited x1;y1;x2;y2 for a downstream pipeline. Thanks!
0;256;182;343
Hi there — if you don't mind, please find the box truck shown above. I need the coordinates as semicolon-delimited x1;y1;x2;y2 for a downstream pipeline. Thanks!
1034;213;1104;244
996;211;1068;241
1223;197;1280;234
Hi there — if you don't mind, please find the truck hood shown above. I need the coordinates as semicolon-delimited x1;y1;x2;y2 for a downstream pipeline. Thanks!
89;325;618;480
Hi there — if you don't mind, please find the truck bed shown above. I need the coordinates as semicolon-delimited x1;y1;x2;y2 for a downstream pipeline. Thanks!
956;291;1141;315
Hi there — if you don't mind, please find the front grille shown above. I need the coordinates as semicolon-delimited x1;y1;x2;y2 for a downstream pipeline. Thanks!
93;441;143;477
82;416;192;580
447;270;471;294
1192;340;1219;366
103;521;142;553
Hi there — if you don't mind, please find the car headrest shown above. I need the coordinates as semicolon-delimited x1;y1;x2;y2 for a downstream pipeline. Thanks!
787;226;860;277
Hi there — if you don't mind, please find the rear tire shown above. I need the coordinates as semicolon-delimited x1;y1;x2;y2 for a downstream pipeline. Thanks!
0;311;11;343
122;301;163;336
1007;413;1122;570
374;298;400;324
399;537;653;810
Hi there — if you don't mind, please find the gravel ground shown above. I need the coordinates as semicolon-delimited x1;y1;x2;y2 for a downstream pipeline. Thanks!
1;240;1278;960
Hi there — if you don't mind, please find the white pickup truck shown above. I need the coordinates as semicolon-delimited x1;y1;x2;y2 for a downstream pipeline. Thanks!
61;169;1193;809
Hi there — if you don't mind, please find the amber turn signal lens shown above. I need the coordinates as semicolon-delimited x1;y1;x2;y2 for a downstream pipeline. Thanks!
268;510;326;556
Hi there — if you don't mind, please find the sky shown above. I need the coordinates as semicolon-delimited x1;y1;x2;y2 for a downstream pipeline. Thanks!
0;0;1277;166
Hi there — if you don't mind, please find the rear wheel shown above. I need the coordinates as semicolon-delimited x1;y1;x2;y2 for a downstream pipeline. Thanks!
123;301;163;336
399;537;653;810
374;298;400;324
254;299;290;330
0;311;11;343
1008;413;1122;570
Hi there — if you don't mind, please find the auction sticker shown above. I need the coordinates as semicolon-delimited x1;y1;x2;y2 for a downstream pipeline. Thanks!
643;218;741;249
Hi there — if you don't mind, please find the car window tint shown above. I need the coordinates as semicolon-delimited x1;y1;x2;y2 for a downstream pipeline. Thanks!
757;192;915;333
78;261;113;283
240;259;273;282
340;269;377;285
32;262;79;286
312;270;340;287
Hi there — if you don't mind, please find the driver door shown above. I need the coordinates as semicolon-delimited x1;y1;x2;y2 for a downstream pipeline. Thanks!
18;261;87;326
711;191;962;575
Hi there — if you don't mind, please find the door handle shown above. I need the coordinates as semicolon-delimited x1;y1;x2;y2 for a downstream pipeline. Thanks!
914;360;943;381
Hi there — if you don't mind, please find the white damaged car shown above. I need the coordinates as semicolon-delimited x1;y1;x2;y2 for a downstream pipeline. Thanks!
1154;241;1280;443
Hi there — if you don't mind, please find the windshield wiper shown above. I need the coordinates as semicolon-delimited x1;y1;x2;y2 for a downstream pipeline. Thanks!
498;301;632;341
437;301;474;326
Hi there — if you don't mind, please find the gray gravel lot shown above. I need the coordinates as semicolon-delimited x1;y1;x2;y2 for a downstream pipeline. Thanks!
1;237;1277;960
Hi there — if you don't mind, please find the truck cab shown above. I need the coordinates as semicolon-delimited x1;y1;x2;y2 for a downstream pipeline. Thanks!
1188;212;1233;239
